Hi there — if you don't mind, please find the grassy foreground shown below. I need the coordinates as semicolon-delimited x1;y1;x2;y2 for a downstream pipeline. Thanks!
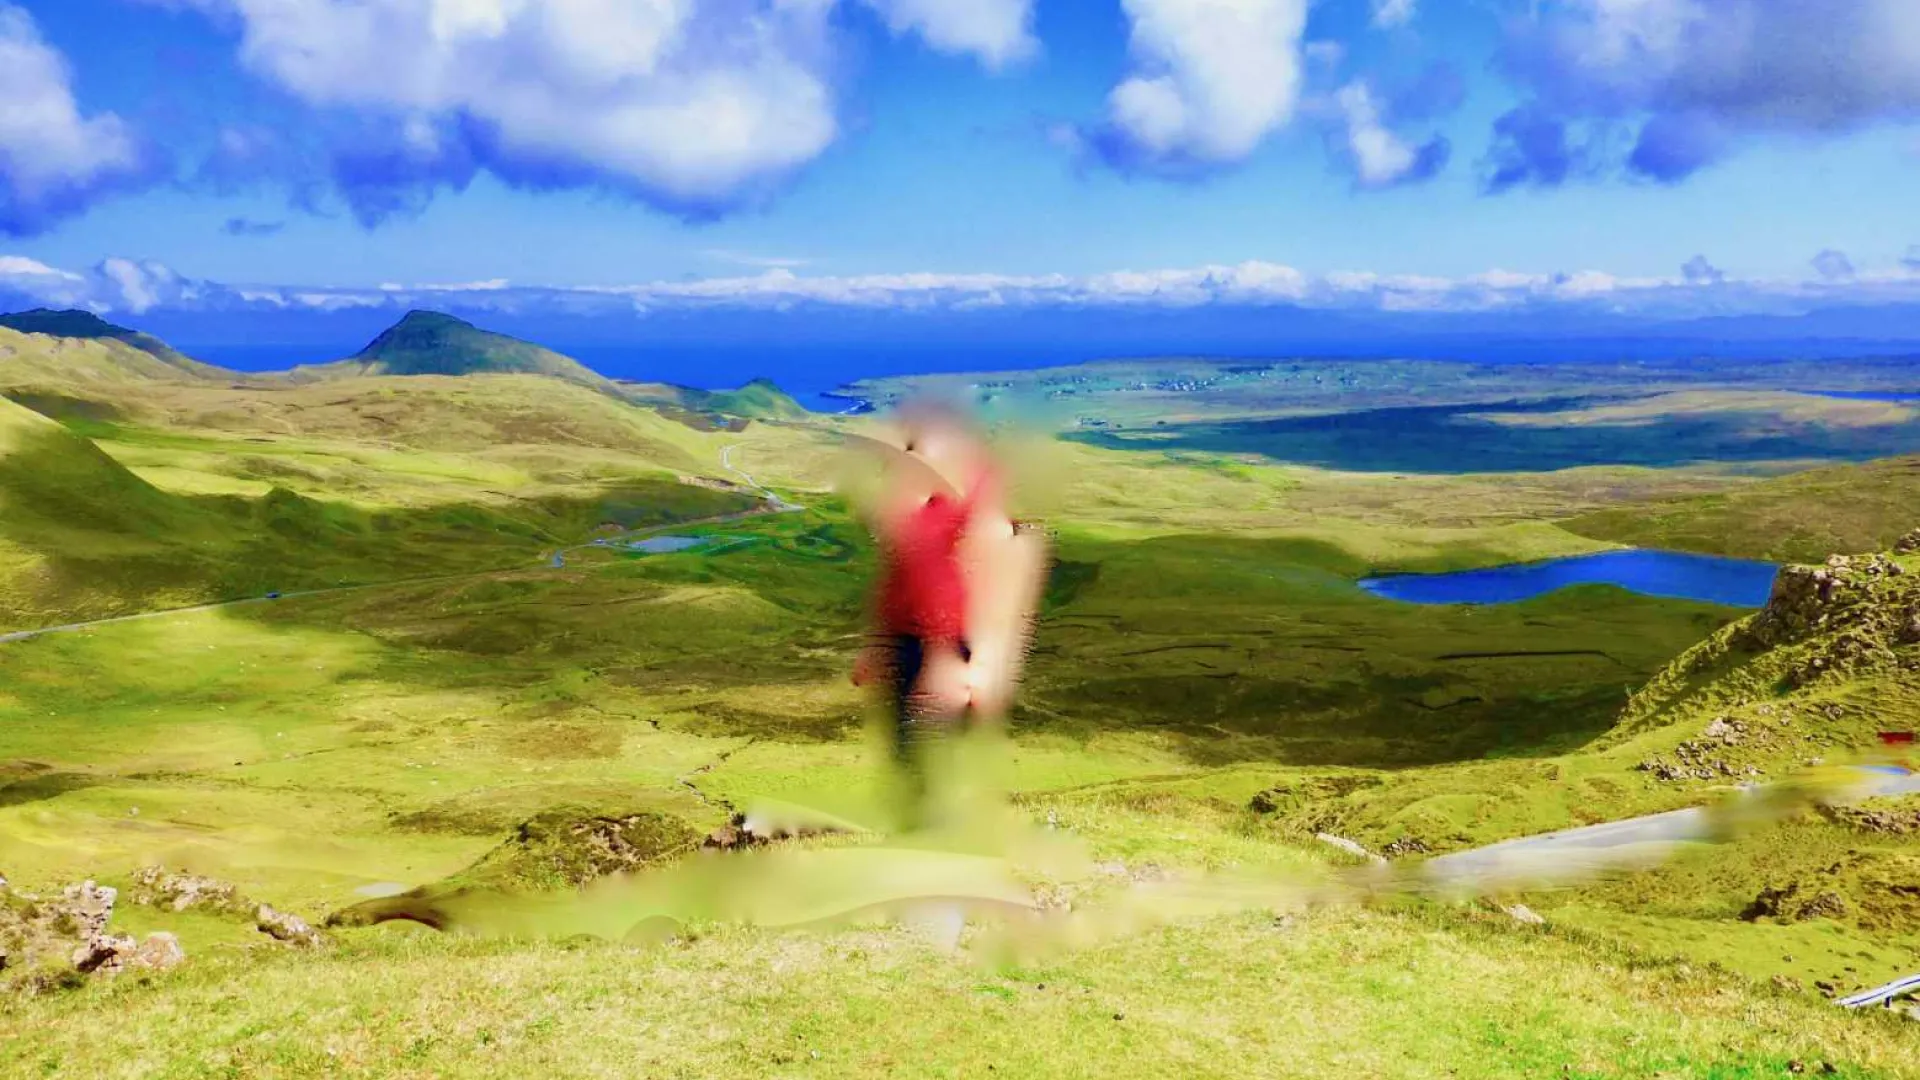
5;347;1920;1076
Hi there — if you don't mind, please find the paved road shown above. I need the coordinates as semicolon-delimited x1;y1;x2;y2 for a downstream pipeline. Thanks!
1420;767;1920;1011
1840;973;1920;1009
1424;767;1920;891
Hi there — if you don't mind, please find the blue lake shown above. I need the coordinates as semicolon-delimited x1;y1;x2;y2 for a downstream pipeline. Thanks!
1359;549;1780;607
630;536;706;554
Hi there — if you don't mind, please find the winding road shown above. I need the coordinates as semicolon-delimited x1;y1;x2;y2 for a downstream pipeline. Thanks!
1424;767;1920;890
1419;765;1920;1013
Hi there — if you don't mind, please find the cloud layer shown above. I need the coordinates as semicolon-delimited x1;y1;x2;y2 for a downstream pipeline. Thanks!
8;251;1920;324
0;4;154;236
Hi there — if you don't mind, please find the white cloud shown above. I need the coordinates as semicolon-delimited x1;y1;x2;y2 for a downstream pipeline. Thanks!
378;278;512;292
0;255;82;281
144;0;1035;219
1371;0;1415;29
97;257;202;314
1105;0;1312;165
0;4;148;235
857;0;1036;68
1337;83;1418;187
13;253;1920;322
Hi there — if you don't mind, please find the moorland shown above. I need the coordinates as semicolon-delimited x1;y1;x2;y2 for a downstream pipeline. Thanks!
2;311;1918;1078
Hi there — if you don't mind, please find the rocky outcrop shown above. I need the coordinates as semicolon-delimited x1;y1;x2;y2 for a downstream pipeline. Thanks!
2;877;185;992
328;809;702;930
128;866;326;949
1734;554;1918;687
702;811;848;852
256;904;324;948
129;866;248;915
1894;528;1920;556
1820;802;1920;835
1741;883;1850;923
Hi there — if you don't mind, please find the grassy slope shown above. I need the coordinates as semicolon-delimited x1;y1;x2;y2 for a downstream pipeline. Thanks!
0;392;759;630
293;311;615;392
1565;454;1920;562
0;310;227;379
0;326;217;388
6;367;1920;1075
8;906;1917;1080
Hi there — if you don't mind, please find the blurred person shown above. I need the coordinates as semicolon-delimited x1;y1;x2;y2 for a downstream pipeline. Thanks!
849;404;1047;832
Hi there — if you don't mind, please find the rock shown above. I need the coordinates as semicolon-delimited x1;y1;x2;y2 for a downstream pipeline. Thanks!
132;931;186;971
1798;891;1848;921
1770;974;1804;993
59;881;116;940
1741;885;1798;922
70;932;136;975
1382;837;1431;858
0;879;193;990
1741;883;1851;923
256;904;325;948
1895;528;1920;555
1503;904;1546;925
1248;790;1279;815
1313;833;1387;866
1702;717;1746;744
70;930;186;977
702;811;845;852
129;866;245;915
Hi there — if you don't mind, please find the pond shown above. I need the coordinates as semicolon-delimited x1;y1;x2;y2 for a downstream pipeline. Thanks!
630;536;707;554
1359;549;1780;607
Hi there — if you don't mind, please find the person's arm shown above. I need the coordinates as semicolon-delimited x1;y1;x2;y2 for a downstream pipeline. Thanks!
958;458;1002;522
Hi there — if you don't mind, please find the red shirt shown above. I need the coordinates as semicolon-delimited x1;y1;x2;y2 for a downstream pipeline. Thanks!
875;469;995;644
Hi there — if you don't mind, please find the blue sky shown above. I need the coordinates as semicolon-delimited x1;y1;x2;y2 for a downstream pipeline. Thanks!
2;0;1920;353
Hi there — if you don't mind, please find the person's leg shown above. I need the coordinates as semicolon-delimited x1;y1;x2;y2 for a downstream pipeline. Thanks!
887;635;930;828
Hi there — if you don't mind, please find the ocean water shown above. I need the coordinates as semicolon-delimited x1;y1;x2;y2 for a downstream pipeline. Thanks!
1807;390;1920;402
1359;549;1780;607
181;343;1024;413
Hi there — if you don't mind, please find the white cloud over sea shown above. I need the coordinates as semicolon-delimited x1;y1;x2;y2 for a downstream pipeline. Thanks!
7;253;1920;322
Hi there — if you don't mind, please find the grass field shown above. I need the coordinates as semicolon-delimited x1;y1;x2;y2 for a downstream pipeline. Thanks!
3;346;1919;1077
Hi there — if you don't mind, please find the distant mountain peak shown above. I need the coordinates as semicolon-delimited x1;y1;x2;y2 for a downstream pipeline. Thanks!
338;309;611;387
1;308;131;337
0;307;225;379
395;309;473;330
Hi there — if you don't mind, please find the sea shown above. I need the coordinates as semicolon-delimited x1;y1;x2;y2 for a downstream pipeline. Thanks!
181;343;1071;414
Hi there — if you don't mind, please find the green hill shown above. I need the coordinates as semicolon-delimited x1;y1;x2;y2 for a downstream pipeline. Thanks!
1565;454;1920;563
619;377;809;428
703;378;809;421
296;311;615;391
0;394;755;630
0;310;229;382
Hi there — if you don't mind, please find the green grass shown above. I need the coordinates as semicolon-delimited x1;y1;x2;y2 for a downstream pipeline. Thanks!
6;354;1920;1075
1565;455;1920;561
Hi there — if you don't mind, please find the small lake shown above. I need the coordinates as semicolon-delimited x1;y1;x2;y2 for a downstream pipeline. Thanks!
631;536;706;554
1360;549;1780;607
